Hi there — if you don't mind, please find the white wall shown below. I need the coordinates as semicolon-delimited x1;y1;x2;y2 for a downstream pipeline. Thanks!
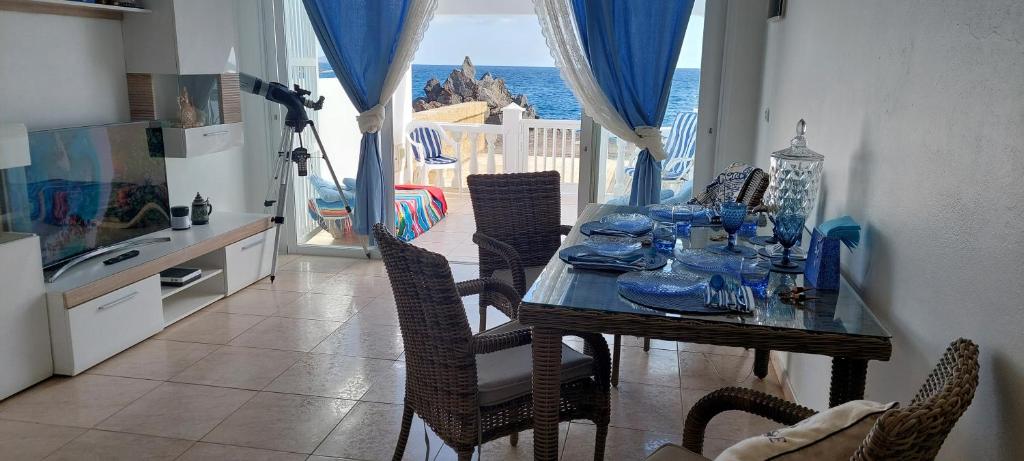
757;1;1024;458
0;9;251;213
0;12;128;129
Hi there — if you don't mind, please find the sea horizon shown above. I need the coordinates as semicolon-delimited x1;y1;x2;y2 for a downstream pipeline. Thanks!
319;59;700;124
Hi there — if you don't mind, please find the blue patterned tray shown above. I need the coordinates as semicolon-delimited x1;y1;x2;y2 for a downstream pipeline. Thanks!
617;271;738;315
559;245;667;272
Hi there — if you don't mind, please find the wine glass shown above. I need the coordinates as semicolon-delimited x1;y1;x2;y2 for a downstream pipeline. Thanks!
772;212;806;269
710;202;757;257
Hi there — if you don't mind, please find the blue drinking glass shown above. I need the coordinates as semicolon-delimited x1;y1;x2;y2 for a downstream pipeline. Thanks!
773;212;806;268
720;202;747;252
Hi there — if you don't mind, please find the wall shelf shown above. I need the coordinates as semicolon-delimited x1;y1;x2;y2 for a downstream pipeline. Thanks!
0;0;151;20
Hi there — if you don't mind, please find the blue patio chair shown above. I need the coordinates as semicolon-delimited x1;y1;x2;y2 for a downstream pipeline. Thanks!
405;121;463;190
625;110;698;184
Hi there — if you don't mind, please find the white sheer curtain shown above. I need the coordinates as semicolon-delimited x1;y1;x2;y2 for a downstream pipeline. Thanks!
356;0;438;134
533;0;667;160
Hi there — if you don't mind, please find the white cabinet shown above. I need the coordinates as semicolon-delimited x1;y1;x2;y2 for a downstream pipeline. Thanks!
123;0;238;75
224;228;276;295
162;122;244;158
0;234;52;400
48;276;164;376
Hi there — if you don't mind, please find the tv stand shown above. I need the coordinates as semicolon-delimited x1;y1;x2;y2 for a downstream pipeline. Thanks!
45;236;172;283
45;211;274;375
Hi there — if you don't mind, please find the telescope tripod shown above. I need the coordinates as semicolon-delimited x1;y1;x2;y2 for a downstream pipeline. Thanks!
265;120;370;282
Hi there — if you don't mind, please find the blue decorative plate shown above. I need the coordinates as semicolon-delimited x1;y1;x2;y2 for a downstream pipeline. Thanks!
598;213;654;235
747;235;775;246
559;245;667;272
757;245;807;261
582;235;643;257
675;249;742;274
617;271;737;315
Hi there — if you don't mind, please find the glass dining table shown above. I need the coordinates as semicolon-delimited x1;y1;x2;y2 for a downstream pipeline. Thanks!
519;204;892;461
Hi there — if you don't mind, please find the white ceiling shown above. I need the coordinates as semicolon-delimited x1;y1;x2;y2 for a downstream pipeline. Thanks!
436;0;705;17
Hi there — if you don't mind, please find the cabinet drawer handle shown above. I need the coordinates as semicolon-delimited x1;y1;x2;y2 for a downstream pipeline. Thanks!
241;238;265;251
202;130;230;137
98;291;139;311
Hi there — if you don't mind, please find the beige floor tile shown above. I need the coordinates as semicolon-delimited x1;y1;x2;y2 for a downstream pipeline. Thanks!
155;312;265;344
348;296;400;326
228;317;342;352
339;259;388;277
279;255;358;274
608;382;683;434
312;320;405;359
561;423;681;461
96;382;254;440
265;354;399;400
313;401;441;461
0;420;85;460
0;375;160;428
171;346;304;390
706;353;785;397
614;347;682;388
359;360;406;404
434;423;569;461
311;274;393;298
42;430;192;460
447;262;480;282
621;336;678;351
87;339;219;381
677;342;753;357
306;456;358;461
273;293;372;322
209;288;305;316
203;392;355;454
677;351;736;391
177;442;307;461
701;436;743;459
252;271;337;292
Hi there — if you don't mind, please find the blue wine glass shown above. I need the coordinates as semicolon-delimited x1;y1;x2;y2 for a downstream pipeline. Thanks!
773;212;806;268
720;202;747;252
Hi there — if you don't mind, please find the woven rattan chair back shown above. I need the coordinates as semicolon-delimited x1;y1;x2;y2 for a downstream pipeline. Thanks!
372;224;479;438
853;338;980;461
468;171;564;273
737;168;769;210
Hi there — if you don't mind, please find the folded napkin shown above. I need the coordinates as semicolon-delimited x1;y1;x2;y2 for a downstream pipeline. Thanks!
817;215;860;250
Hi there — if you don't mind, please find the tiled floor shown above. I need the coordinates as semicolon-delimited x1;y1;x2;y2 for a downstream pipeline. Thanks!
0;254;787;460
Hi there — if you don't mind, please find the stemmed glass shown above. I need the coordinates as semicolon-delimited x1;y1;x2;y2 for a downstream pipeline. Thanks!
710;202;757;257
772;212;806;269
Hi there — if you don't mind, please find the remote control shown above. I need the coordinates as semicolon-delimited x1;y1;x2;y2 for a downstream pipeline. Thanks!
103;250;140;265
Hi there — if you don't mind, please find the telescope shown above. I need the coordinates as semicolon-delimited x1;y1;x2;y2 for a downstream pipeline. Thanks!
238;72;324;131
237;72;370;279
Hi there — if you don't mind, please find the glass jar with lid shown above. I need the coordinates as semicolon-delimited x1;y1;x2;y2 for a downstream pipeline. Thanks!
763;119;824;217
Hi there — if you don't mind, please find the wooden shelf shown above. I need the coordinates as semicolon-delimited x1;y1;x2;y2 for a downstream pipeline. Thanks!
0;0;151;20
160;268;223;299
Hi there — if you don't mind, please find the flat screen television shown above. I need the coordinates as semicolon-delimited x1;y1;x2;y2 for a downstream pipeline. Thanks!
0;122;170;269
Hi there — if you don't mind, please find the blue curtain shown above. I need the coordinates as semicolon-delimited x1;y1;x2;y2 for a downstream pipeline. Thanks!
570;0;694;206
303;0;411;237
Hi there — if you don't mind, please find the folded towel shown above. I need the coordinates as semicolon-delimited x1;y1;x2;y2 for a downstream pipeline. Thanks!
817;215;860;250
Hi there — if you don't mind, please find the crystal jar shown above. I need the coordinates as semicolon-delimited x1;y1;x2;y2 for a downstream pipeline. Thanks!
763;120;824;217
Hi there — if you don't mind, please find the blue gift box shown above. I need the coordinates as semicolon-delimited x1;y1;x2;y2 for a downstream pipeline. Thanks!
804;228;840;290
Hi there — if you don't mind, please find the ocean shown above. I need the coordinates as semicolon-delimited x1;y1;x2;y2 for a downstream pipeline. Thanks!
319;61;700;125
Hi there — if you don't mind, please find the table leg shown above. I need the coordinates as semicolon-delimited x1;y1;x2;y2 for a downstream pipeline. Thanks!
753;349;770;379
611;335;621;387
829;357;868;407
533;327;563;461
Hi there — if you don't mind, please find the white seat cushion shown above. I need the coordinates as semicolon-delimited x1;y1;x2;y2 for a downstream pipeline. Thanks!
715;400;896;461
646;444;711;461
475;332;593;407
491;265;545;292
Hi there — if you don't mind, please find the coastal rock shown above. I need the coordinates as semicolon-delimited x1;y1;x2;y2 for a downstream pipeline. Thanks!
413;55;538;124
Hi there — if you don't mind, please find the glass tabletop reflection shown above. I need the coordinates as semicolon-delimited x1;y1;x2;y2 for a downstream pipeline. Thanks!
522;204;891;339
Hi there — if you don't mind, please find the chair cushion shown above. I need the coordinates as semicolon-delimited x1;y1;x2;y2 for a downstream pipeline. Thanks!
424;156;458;165
491;265;545;292
714;400;897;461
475;340;593;407
646;444;711;461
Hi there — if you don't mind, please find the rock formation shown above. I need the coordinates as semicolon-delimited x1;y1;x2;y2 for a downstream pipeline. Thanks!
413;56;538;124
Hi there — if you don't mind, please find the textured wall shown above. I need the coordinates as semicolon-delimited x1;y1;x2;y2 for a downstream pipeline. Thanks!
757;1;1024;458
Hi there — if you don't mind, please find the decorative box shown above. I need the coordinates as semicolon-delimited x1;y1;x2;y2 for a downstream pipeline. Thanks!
804;228;840;290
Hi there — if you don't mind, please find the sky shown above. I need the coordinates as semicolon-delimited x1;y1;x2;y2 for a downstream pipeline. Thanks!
414;13;705;69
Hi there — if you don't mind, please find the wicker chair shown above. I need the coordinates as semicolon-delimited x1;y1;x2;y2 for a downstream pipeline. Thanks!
372;223;611;461
647;338;979;461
